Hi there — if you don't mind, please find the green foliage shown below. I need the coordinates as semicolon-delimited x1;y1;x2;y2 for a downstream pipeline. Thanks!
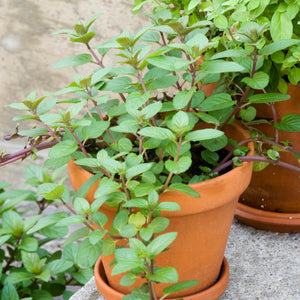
2;2;300;300
0;170;93;299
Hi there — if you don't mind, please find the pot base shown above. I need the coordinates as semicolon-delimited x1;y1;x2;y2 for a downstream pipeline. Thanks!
94;256;229;300
235;203;300;233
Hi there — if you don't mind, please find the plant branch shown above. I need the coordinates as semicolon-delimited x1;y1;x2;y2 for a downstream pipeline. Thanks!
86;43;126;103
0;141;58;166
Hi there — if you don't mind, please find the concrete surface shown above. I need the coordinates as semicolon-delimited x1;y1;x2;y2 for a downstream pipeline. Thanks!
70;219;300;300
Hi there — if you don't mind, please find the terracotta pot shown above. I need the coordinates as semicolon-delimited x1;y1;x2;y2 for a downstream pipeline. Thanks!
94;256;230;300
236;84;300;232
68;122;254;298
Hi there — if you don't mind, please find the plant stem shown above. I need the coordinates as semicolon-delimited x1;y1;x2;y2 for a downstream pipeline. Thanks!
240;156;300;173
269;102;279;143
68;128;90;158
3;239;20;273
34;113;61;143
86;43;126;103
160;137;182;193
220;47;258;129
91;99;116;144
0;141;58;166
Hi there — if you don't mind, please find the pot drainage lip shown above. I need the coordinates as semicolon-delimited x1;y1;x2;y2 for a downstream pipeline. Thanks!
94;256;229;300
235;202;300;233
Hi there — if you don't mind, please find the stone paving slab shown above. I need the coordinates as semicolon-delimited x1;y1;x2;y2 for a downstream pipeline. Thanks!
70;219;300;300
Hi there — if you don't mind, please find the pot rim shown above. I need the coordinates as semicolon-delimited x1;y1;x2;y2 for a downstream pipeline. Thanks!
94;255;229;300
235;202;300;233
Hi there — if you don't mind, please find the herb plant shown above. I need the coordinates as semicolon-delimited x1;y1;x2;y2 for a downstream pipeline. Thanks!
1;1;300;299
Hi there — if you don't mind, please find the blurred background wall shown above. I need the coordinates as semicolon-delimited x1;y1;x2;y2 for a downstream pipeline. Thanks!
0;0;146;187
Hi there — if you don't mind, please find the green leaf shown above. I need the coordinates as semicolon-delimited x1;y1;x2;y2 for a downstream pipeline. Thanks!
242;72;269;89
46;259;73;275
73;197;90;214
267;149;280;161
36;97;57;115
102;76;132;93
274;114;300;132
112;210;128;231
37;183;65;200
91;66;112;85
157;202;181;211
82;120;110;139
71;268;94;285
118;138;133;152
95;178;120;197
2;211;24;237
49;140;78;158
147;267;178;283
188;0;200;10
77;238;102;268
129;238;147;258
139;227;153;241
120;223;138;238
253;161;269;172
89;229;107;245
270;11;293;41
173;87;196;109
112;250;144;275
147;232;177;258
1;284;19;300
260;39;300;55
19;127;48;137
240;106;257;121
22;251;44;273
51;54;93;69
149;217;169;233
120;272;136;286
185;129;224;141
126;163;154;179
5;272;33;284
64;243;79;262
199;93;235;111
92;211;109;229
168;183;200;197
214;15;228;30
201;134;228;152
56;215;86;227
27;212;67;234
19;237;38;252
149;75;179;90
102;238;116;256
139;127;175;140
0;234;11;246
163;280;200;295
147;55;191;72
248;93;290;103
44;155;72;169
201;60;245;73
210;49;250;60
165;156;192;174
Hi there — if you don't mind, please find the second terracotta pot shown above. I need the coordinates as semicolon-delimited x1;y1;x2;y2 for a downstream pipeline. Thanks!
236;84;300;232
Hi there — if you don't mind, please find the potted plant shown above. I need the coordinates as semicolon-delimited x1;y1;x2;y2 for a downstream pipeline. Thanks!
147;0;300;232
1;2;300;300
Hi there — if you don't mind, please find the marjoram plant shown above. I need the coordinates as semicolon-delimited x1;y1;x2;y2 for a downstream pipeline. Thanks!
1;2;300;299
